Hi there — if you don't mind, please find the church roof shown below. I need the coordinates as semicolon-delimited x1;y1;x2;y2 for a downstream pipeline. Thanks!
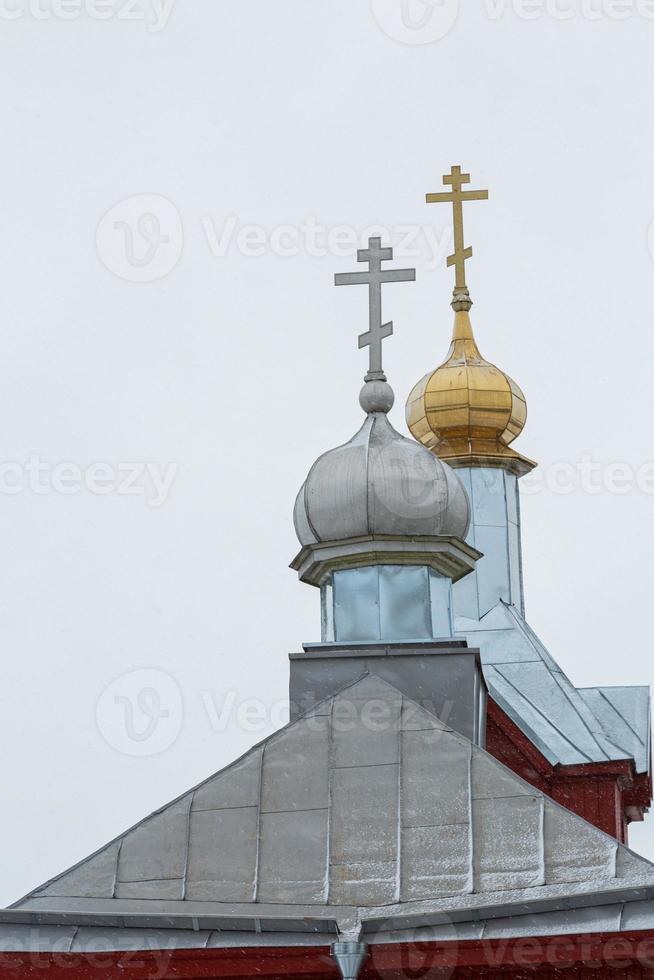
457;601;651;772
10;674;654;946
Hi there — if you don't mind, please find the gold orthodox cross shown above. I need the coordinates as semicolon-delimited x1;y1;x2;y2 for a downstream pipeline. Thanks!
426;165;488;294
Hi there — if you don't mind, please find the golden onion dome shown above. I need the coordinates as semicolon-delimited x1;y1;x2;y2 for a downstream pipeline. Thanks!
405;309;535;476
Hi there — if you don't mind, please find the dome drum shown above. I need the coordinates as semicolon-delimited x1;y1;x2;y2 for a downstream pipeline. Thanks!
321;564;454;643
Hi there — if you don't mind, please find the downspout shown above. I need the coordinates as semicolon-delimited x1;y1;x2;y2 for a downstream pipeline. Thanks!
331;942;368;980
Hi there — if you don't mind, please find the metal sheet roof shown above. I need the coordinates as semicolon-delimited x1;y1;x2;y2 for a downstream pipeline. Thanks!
456;600;650;772
10;673;654;945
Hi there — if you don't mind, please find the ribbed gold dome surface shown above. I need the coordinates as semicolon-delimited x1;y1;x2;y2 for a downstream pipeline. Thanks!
406;310;534;475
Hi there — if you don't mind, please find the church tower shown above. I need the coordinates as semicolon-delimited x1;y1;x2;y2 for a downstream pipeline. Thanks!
405;167;651;842
406;166;534;621
290;236;486;743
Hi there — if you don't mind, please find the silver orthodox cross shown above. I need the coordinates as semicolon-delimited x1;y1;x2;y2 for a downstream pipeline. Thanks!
335;237;416;381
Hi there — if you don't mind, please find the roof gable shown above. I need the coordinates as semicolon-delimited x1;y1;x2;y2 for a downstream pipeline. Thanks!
15;674;654;914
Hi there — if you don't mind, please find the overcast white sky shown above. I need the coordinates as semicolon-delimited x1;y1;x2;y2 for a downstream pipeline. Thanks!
1;0;654;907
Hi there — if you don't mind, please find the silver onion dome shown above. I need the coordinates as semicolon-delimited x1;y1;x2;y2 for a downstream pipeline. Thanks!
294;381;470;548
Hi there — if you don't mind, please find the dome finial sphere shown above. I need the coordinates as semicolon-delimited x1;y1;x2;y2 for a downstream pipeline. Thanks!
359;379;395;414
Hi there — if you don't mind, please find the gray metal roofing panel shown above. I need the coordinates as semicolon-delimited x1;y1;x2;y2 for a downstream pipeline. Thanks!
579;686;651;774
485;662;601;766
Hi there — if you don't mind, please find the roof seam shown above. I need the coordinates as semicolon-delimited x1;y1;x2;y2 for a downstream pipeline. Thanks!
261;806;328;815
548;671;614;761
117;877;184;884
467;741;474;896
537;795;545;886
404;821;471;830
252;747;265;903
181;793;193;902
365;415;373;537
472;794;540;802
112;839;122;900
332;762;399;771
192;804;258;814
395;695;403;904
325;697;335;906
